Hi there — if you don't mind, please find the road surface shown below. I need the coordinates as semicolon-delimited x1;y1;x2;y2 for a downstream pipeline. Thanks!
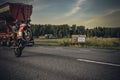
0;46;120;80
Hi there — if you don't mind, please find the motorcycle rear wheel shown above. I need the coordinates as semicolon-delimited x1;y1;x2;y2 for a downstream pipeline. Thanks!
14;40;24;57
14;47;22;57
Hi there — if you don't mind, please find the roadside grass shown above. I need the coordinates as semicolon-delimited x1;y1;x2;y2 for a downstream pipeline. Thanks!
34;37;120;49
34;39;61;46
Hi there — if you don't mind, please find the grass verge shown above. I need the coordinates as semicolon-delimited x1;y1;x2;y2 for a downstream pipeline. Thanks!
34;37;120;50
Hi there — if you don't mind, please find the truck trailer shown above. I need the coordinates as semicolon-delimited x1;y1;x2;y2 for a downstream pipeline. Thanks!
0;2;32;47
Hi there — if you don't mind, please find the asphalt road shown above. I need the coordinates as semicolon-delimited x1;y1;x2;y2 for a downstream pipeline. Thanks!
0;46;120;80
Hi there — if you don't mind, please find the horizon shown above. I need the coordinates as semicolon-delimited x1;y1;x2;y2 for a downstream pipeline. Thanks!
30;23;120;29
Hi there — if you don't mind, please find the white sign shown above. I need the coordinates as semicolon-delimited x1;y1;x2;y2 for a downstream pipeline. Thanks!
78;37;86;43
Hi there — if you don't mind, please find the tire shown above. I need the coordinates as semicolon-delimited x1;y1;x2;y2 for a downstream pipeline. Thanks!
14;39;25;57
14;47;22;57
22;28;32;42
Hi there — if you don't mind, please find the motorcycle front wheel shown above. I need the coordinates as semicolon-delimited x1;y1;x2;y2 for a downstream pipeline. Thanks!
22;28;32;42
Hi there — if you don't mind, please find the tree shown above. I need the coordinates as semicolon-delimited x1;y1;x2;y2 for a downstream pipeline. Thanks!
76;26;85;34
31;24;120;38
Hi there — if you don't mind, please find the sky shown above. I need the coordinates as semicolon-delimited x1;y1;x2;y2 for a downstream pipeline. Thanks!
0;0;120;28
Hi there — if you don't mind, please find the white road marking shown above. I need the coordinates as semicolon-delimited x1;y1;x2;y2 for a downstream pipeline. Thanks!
77;59;120;67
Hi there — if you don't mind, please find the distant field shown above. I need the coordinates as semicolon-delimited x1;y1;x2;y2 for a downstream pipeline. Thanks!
34;37;120;49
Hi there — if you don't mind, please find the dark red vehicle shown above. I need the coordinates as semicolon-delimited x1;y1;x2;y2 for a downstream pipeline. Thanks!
0;2;33;57
0;20;13;46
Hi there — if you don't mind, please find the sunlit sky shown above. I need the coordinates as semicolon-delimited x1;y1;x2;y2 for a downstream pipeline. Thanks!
0;0;120;28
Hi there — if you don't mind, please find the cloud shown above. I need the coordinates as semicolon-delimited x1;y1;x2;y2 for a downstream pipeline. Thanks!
83;9;120;27
33;5;50;12
55;0;86;19
64;0;85;17
104;9;120;17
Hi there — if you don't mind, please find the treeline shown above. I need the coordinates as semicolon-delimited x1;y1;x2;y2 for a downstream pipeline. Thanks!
31;24;120;38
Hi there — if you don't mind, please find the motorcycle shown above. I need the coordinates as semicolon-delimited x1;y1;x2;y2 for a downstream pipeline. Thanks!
13;20;32;57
